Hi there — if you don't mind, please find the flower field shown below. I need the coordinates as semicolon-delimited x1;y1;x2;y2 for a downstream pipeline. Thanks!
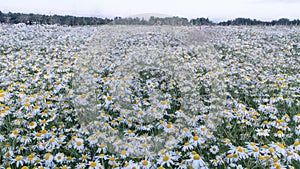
0;24;299;169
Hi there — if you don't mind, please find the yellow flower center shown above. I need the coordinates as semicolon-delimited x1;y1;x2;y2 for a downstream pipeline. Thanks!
36;132;41;137
76;141;82;146
237;146;243;152
13;129;18;135
142;160;148;166
45;153;51;160
81;94;86;98
124;162;129;167
90;162;97;167
28;154;33;161
93;74;99;78
166;123;172;128
163;155;169;161
16;155;22;161
107;96;112;101
193;136;198;141
227;154;233;158
193;154;200;160
24;102;30;107
277;143;285;149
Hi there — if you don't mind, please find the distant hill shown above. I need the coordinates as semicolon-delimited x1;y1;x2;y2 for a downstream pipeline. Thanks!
128;13;173;20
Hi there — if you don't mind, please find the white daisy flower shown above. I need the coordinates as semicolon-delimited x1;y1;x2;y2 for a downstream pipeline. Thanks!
73;138;84;151
54;152;65;164
209;145;219;154
157;153;175;167
89;160;103;169
140;159;151;169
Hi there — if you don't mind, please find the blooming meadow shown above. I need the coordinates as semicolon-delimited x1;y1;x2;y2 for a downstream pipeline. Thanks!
0;24;299;169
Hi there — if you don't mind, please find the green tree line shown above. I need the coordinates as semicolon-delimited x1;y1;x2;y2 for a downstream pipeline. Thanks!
218;17;300;26
0;11;299;26
0;11;112;25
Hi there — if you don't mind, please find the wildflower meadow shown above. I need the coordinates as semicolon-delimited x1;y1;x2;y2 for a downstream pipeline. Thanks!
0;24;299;169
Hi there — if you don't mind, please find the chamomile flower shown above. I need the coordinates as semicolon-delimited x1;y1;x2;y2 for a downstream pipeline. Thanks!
108;155;117;165
19;135;31;144
164;122;174;133
123;160;139;169
9;129;19;138
87;135;98;146
54;152;65;164
274;130;285;138
189;153;207;169
89;160;103;169
12;155;24;167
189;135;205;146
182;142;194;152
270;162;286;169
286;147;300;163
256;128;270;136
294;140;300;150
157;153;175;167
120;149;129;159
228;145;249;160
246;142;260;159
209;145;219;154
44;153;54;166
26;153;36;164
73;138;84;151
211;155;224;167
76;162;86;169
97;143;107;153
293;114;300;123
140;159;151;169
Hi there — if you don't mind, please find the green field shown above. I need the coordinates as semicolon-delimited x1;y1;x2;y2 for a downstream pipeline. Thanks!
0;24;299;169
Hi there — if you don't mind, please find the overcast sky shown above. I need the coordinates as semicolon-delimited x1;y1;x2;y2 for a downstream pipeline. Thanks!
1;0;299;22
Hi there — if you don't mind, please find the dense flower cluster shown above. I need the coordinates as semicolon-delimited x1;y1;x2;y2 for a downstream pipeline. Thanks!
0;24;299;169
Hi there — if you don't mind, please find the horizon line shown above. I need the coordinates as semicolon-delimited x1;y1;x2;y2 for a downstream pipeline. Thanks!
1;10;299;23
